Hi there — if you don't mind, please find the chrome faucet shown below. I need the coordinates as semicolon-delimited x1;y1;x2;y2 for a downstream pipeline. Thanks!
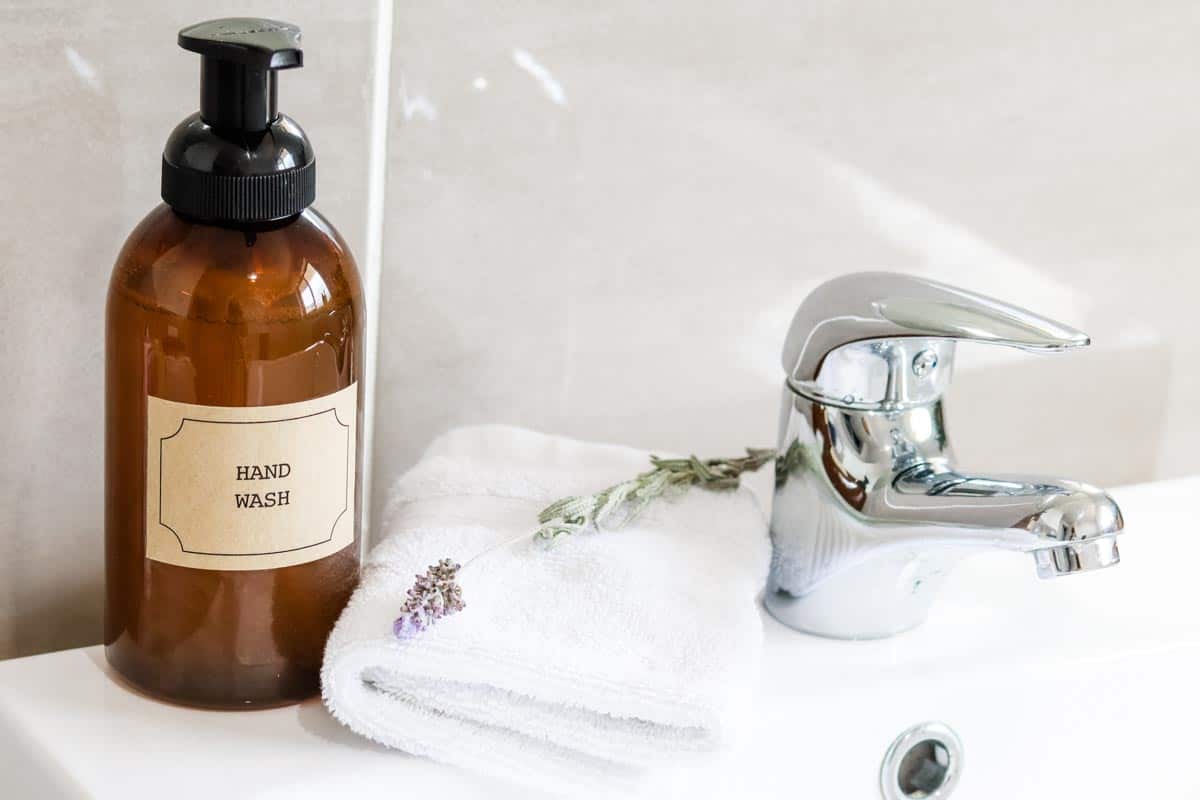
765;272;1123;639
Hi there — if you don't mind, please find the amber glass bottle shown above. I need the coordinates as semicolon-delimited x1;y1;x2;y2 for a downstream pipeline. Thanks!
105;19;362;708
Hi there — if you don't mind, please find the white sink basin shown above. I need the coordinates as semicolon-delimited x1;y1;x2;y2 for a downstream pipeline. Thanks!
0;478;1193;798
731;476;1197;798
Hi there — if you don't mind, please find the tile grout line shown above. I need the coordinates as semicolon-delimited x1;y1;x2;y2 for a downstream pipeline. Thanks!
361;0;394;547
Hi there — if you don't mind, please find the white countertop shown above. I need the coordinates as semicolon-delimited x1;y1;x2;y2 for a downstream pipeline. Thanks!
3;477;1197;799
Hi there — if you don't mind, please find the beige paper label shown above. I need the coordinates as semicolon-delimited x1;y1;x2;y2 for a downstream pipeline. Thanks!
145;384;357;571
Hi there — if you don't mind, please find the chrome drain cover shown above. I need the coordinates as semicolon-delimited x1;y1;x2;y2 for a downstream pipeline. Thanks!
880;721;963;799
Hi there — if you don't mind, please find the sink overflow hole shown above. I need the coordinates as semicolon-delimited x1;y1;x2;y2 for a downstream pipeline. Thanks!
897;739;950;798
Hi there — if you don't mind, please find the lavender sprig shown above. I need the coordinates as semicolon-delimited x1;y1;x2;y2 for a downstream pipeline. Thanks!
533;448;778;541
392;558;465;640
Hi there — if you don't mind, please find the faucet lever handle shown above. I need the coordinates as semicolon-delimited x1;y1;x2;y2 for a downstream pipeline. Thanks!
873;294;1089;351
782;272;1090;409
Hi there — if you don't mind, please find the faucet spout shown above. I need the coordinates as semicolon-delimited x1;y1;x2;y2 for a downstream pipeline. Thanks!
889;464;1123;577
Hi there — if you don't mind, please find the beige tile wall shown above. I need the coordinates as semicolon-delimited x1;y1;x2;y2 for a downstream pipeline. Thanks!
0;1;379;659
371;0;1188;527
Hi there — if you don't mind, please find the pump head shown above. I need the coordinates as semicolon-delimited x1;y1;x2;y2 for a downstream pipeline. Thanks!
179;18;302;132
161;18;316;224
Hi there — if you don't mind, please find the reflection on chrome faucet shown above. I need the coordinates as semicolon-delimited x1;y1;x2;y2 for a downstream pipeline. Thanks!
766;272;1123;639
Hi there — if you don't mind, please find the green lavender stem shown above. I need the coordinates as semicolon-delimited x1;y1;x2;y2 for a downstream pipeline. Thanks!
533;448;778;540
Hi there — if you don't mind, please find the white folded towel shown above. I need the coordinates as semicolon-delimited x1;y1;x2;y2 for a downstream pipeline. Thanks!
321;425;771;793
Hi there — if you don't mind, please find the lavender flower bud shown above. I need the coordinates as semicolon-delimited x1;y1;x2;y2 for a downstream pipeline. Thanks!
393;558;465;640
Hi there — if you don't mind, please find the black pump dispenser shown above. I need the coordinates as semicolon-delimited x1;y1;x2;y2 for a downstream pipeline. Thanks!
161;18;316;224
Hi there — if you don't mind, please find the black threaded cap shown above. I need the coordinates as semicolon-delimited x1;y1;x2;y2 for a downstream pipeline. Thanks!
162;156;315;222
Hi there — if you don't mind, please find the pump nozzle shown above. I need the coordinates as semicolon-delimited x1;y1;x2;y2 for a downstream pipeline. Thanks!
178;18;302;132
162;18;316;224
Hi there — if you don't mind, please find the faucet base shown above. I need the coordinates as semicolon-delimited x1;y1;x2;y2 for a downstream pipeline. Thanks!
762;548;965;640
764;536;1123;639
763;590;927;640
